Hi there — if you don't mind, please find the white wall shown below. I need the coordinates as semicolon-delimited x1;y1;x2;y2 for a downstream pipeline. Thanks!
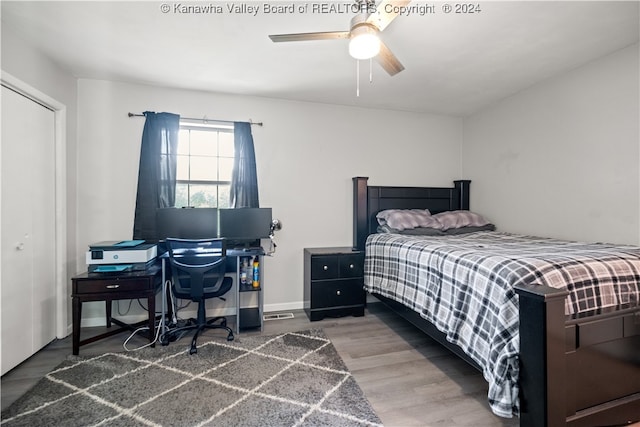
462;44;640;245
76;79;463;323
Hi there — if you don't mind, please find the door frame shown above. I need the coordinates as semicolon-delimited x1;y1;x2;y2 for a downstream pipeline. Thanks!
1;70;68;339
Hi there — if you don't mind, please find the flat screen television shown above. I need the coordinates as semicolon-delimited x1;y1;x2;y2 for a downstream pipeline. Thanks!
219;208;272;248
155;207;218;241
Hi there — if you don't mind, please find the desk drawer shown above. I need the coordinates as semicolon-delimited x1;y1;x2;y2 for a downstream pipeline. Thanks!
73;277;151;294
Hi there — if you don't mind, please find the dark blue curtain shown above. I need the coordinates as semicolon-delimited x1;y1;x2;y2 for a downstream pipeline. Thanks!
230;122;259;208
133;111;180;240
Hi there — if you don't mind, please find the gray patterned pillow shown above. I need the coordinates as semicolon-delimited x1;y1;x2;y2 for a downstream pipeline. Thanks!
432;210;491;230
376;209;442;231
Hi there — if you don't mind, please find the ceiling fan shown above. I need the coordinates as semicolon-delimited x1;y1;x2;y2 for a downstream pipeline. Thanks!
268;0;410;76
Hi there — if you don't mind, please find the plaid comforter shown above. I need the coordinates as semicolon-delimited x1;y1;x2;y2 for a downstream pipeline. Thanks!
364;231;640;418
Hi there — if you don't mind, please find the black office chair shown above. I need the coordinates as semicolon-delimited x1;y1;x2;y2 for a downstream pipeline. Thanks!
161;238;234;354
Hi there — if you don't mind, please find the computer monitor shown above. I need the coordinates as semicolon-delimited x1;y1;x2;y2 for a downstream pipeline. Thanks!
219;208;272;248
155;208;218;241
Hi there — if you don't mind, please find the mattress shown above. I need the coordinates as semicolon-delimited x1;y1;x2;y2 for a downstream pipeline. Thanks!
364;231;640;417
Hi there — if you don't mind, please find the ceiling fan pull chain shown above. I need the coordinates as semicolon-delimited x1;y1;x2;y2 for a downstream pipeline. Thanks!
356;60;360;97
369;58;373;83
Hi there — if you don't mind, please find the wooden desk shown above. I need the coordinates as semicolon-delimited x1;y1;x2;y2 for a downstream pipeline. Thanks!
71;263;162;355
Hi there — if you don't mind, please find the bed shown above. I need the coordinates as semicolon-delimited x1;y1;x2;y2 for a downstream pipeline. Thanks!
352;177;640;426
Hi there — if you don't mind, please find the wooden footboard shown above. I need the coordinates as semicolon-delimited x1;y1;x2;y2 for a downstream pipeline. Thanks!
516;284;640;427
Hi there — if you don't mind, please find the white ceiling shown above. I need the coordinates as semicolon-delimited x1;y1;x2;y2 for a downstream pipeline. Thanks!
2;1;638;116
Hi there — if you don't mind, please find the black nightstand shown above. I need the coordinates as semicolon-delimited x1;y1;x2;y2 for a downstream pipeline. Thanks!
303;247;365;321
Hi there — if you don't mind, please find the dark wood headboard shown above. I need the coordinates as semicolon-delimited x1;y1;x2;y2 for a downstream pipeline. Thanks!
352;177;471;250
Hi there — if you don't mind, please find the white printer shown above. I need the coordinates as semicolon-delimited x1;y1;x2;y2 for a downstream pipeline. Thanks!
86;240;157;272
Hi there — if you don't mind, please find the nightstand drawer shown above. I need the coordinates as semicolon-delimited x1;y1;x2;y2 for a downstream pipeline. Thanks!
339;254;363;278
310;279;364;309
311;254;363;280
73;277;151;295
311;255;339;280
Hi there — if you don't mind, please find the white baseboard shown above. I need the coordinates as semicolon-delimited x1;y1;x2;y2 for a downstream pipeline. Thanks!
264;301;303;313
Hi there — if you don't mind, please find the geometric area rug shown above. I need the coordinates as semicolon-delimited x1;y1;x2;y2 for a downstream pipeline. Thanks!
1;329;383;427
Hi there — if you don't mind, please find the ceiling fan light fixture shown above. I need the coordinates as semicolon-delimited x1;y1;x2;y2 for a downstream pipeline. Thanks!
349;25;380;60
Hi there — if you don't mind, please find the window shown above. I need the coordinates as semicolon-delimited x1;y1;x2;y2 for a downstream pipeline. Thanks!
175;122;234;208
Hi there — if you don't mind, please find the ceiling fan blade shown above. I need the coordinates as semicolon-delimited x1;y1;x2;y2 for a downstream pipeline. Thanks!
376;41;404;76
366;0;411;31
269;31;350;43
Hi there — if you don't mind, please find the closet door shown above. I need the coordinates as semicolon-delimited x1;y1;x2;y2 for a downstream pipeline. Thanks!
1;85;57;375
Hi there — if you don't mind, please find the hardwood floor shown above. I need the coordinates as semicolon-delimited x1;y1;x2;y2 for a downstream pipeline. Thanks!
1;303;518;426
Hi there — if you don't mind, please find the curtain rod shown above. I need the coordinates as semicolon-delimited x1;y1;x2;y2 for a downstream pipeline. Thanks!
127;112;263;127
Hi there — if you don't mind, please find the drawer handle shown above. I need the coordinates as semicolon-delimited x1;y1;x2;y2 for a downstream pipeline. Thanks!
349;264;354;269
323;265;328;271
336;290;341;296
106;284;120;289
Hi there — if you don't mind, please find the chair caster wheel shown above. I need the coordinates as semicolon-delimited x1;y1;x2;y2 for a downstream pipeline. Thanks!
189;346;197;355
227;334;234;342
